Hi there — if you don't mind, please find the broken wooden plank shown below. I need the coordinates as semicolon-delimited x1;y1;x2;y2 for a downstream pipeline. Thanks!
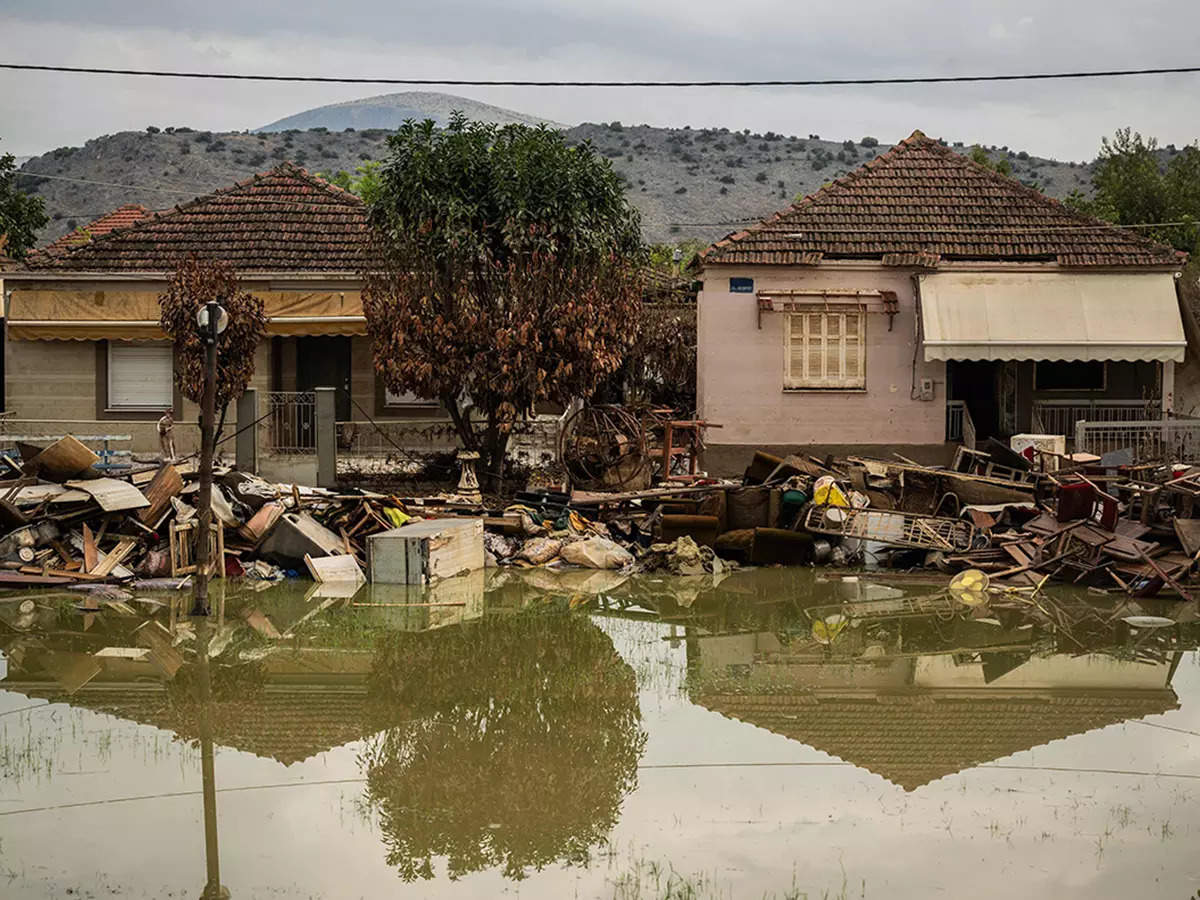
138;464;183;525
90;539;137;578
82;524;98;573
304;553;365;584
29;436;99;480
1175;518;1200;557
65;478;150;513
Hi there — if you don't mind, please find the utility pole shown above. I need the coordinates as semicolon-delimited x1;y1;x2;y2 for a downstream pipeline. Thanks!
191;300;226;617
196;620;230;899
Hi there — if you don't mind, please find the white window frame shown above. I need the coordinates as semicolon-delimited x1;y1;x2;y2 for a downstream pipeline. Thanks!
107;341;174;411
783;307;866;390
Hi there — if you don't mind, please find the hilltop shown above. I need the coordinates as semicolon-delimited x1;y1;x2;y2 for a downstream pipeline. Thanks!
257;91;562;132
16;113;1107;248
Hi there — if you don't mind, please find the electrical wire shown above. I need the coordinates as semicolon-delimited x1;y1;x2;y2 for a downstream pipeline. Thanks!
15;170;252;195
3;61;1200;87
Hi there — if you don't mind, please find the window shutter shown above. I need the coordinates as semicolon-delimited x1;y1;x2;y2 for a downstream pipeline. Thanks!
783;309;866;390
806;313;823;384
109;343;173;409
842;312;865;388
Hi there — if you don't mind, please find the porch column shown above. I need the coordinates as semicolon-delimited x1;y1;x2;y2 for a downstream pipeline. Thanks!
235;388;258;474
315;387;337;488
1163;360;1176;417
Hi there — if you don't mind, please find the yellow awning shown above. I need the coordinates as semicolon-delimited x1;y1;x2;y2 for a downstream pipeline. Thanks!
6;289;367;340
920;272;1186;363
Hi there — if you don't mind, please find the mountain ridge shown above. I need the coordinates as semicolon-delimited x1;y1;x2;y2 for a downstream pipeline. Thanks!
14;92;1115;248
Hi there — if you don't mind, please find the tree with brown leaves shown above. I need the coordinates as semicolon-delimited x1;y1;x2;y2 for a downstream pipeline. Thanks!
362;114;645;488
158;256;268;417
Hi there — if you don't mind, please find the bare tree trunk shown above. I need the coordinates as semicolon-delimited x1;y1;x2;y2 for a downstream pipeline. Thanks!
443;394;477;451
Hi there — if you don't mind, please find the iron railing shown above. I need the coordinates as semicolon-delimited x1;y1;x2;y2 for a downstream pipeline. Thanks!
1074;418;1200;463
263;392;316;455
1033;400;1149;437
945;400;976;449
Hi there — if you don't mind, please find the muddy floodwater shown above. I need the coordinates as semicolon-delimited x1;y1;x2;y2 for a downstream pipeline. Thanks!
1;567;1198;898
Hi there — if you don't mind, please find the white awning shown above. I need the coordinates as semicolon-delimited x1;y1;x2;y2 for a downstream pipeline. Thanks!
920;272;1186;363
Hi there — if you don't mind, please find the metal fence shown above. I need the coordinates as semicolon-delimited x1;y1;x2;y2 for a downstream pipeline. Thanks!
1033;400;1149;437
945;401;976;449
1074;418;1200;463
263;391;316;455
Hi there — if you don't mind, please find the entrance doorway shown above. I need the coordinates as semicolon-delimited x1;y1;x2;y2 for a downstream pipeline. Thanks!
947;360;1017;443
296;336;352;421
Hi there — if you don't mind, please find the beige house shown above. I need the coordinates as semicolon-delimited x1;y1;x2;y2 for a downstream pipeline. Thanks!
697;131;1188;470
2;164;442;459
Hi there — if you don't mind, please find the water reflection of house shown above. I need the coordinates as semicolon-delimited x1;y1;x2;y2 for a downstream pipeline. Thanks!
0;574;499;765
1;640;375;766
688;610;1182;791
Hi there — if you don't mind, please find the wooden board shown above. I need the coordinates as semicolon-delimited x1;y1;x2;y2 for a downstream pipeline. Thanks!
30;436;100;480
138;464;183;525
0;571;74;587
66;478;150;512
1175;519;1200;557
239;501;285;544
304;553;365;584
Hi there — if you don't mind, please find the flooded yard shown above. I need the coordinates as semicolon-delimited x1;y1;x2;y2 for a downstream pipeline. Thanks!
1;568;1198;898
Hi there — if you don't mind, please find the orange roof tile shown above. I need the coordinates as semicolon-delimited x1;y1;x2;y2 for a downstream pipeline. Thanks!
28;163;369;273
37;203;154;257
702;131;1183;269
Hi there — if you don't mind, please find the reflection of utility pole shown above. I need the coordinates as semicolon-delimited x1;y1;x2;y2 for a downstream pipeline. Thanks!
196;619;230;899
192;301;227;617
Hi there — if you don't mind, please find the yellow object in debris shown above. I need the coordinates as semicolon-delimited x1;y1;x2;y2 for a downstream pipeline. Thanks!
382;507;411;528
949;568;990;606
812;476;849;508
812;613;847;645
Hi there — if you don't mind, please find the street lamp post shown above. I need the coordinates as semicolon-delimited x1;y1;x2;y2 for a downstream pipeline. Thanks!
191;300;227;617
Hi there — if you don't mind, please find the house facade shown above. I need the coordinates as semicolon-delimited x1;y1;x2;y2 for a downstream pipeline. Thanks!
697;131;1188;470
1;164;444;459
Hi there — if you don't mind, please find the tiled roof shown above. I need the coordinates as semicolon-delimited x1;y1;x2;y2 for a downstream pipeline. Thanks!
698;689;1178;791
702;131;1183;268
27;163;369;273
8;683;372;766
35;203;154;257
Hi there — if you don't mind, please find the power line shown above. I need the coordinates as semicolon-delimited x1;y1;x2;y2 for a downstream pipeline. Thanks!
16;170;218;195
3;61;1200;88
667;219;1200;231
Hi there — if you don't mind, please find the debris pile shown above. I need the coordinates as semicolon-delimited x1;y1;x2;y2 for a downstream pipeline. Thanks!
0;435;415;591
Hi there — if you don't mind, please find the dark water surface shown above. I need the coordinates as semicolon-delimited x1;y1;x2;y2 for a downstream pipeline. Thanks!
1;568;1197;898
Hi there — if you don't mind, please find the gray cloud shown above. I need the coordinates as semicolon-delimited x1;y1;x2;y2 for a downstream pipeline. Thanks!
1;1;1199;159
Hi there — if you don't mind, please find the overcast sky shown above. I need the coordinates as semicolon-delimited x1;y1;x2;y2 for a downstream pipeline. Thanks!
2;0;1199;160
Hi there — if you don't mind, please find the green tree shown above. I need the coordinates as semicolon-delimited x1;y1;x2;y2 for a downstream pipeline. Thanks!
319;160;384;205
0;140;48;259
968;145;1012;177
1066;127;1200;254
362;114;645;486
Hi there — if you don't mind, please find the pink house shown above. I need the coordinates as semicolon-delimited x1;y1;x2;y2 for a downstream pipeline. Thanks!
696;131;1187;472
